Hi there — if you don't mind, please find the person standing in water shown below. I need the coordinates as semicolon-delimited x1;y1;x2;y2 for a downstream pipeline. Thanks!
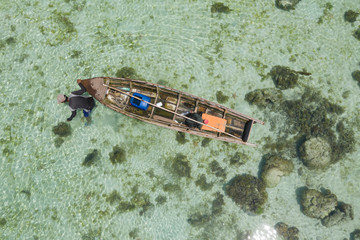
57;80;95;124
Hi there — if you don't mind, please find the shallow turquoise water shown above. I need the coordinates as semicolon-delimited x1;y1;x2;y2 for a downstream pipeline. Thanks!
1;0;359;239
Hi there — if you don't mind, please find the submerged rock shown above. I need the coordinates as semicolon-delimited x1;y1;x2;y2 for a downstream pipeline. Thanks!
270;66;299;90
245;88;284;110
321;202;354;227
299;137;331;170
274;222;300;240
300;189;337;219
225;174;267;215
52;122;72;137
275;0;302;11
344;10;359;23
261;155;294;188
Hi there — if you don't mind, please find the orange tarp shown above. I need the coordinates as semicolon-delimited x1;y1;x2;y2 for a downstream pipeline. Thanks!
201;113;227;132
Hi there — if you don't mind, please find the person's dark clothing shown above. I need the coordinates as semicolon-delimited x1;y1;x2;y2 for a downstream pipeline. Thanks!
185;113;203;130
67;83;95;121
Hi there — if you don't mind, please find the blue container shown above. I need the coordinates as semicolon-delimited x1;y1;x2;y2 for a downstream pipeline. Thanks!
130;93;150;110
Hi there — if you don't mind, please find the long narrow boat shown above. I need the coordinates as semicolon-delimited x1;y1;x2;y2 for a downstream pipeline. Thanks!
79;77;264;146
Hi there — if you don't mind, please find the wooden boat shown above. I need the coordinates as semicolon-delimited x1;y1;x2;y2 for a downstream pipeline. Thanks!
79;77;264;146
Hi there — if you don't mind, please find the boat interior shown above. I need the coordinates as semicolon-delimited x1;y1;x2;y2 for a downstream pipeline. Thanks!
104;78;253;142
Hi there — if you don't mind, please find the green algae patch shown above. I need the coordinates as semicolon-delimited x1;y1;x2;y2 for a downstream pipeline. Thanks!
317;3;334;24
163;183;181;192
187;212;211;227
211;3;231;14
116;67;137;78
211;192;224;216
216;91;229;104
82;149;100;166
109;145;126;164
0;218;7;226
155;195;167;205
270;66;298;90
171;153;191;178
52;122;72;137
70;50;82;58
209;160;226;179
195;174;213;191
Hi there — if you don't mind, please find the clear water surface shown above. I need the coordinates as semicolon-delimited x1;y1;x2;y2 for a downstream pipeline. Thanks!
0;0;359;239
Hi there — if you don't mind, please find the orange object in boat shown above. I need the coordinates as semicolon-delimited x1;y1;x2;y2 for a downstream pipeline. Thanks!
201;113;227;132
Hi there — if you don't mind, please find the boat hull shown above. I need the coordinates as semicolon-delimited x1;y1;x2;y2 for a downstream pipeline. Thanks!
80;77;264;146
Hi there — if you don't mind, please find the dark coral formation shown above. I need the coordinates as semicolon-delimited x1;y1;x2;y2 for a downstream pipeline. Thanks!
300;188;353;227
52;122;72;137
275;0;301;11
211;3;231;13
301;188;337;219
109;145;126;164
245;88;284;110
270;66;299;90
225;174;267;215
82;149;100;166
344;10;359;23
275;222;300;240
